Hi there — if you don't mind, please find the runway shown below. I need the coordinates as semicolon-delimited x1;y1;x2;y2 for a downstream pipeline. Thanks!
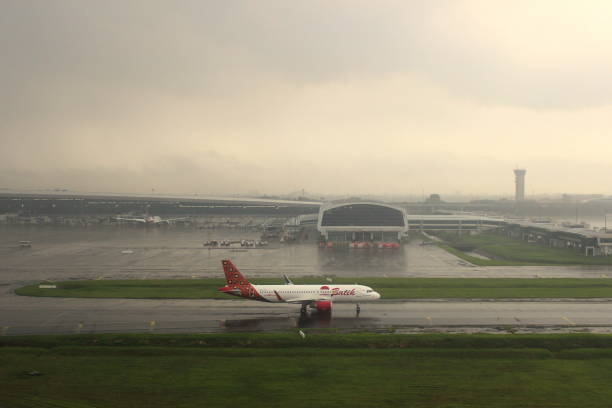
4;225;612;336
4;294;612;335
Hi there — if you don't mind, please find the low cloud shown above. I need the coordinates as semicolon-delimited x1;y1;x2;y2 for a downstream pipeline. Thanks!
2;1;612;196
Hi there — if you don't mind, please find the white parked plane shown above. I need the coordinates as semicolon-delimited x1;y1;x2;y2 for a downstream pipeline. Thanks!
114;215;187;225
218;259;381;313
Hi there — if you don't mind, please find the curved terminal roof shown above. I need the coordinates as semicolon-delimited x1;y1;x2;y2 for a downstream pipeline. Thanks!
0;189;321;206
0;190;321;216
319;202;407;229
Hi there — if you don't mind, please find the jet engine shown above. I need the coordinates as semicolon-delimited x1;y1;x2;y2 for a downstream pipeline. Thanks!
313;300;332;312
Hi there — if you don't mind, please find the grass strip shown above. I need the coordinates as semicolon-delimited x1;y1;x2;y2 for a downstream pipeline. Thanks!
5;332;612;350
3;334;612;407
16;277;612;299
437;232;612;266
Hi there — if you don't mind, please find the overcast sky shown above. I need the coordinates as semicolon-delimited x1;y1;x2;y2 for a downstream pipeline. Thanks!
2;0;612;197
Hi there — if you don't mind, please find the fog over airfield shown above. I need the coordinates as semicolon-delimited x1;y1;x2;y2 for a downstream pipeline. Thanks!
2;0;612;197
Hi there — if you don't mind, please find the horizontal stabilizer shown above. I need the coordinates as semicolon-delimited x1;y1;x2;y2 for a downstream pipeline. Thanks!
218;287;242;295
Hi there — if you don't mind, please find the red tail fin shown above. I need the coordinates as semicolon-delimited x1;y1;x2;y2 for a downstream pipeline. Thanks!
221;259;251;286
219;260;266;301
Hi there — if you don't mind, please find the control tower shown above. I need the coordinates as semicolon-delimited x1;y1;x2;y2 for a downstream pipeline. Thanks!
514;169;526;201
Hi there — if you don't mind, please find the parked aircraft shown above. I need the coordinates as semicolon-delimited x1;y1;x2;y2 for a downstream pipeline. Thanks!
217;259;380;313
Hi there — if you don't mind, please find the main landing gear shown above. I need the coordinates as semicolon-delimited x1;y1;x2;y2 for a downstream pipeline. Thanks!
356;304;361;317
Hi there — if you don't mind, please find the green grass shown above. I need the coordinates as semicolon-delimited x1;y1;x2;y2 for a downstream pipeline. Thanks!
6;332;612;350
16;277;612;299
3;333;612;407
438;232;612;266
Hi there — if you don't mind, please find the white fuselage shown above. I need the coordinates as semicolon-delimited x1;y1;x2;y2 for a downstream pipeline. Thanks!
253;284;380;303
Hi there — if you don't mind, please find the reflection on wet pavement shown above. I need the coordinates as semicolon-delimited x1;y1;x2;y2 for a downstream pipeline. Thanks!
318;248;406;272
2;225;612;285
223;312;379;332
4;226;612;335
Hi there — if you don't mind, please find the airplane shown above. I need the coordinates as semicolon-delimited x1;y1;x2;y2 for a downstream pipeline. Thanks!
217;259;381;314
114;214;188;225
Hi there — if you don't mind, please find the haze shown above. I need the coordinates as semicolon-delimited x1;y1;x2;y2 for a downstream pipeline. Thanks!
2;0;612;197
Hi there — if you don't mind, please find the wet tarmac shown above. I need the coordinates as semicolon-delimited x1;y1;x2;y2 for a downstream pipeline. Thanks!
4;296;612;336
2;225;612;286
3;225;612;335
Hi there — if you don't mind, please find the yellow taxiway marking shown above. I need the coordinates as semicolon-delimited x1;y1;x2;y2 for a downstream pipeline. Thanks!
562;316;576;326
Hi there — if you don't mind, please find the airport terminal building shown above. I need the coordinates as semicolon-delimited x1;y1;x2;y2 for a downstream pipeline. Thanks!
317;202;408;246
0;191;320;217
